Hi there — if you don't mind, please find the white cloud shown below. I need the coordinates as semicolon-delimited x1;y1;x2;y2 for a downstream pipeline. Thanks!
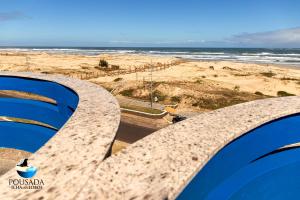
227;27;300;47
0;11;28;22
107;28;300;47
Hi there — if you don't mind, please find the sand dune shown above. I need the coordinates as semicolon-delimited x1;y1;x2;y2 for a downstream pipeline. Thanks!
1;51;300;112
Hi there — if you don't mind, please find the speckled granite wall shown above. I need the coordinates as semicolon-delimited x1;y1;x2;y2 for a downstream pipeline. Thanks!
0;72;120;200
0;72;299;200
77;96;300;200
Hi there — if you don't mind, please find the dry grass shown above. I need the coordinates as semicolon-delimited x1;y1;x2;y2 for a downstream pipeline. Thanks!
255;91;264;96
277;91;296;97
120;89;135;97
280;77;300;81
190;89;268;110
104;79;272;112
260;71;276;78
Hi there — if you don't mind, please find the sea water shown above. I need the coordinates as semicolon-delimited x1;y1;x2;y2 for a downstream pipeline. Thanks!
1;47;300;66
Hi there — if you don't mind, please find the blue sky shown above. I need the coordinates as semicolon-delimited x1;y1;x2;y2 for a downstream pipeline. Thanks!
0;0;300;47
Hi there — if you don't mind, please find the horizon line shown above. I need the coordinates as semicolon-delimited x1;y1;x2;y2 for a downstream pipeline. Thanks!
0;46;299;49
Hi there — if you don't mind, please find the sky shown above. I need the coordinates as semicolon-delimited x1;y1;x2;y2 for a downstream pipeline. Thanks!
0;0;300;47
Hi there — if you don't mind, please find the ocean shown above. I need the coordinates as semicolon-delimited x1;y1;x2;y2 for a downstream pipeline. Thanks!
1;47;300;66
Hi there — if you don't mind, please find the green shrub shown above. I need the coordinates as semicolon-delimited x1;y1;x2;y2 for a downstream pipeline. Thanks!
153;90;167;101
111;65;120;70
99;59;108;68
223;66;236;70
277;91;295;97
81;66;89;70
260;71;276;78
195;79;203;84
113;77;123;82
120;89;134;97
192;97;246;110
171;96;181;103
280;77;299;81
192;102;198;107
100;85;113;92
255;91;263;96
234;85;240;91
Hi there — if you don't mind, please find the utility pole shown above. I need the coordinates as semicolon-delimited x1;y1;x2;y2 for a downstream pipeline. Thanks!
150;60;153;109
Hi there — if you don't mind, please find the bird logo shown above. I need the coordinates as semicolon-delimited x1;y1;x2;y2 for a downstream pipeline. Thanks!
15;159;37;178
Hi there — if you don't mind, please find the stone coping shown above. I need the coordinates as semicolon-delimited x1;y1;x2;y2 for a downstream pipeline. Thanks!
77;96;300;200
0;72;120;199
0;72;299;200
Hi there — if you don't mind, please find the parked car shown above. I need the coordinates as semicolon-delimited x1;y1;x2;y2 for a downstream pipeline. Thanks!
172;115;187;124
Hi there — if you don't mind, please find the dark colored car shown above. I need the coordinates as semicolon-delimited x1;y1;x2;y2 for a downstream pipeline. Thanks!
172;115;187;124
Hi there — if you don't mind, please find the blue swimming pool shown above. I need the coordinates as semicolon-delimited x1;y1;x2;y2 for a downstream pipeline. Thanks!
177;114;300;200
0;76;79;153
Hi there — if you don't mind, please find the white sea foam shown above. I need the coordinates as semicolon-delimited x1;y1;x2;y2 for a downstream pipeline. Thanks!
1;47;300;66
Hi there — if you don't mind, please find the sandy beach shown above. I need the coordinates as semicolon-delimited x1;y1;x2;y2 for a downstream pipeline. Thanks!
1;51;300;114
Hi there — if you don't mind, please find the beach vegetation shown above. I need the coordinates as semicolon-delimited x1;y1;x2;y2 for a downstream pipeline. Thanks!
41;71;51;74
101;86;113;92
111;65;120;70
255;91;264;96
184;94;194;99
195;79;203;84
234;85;240;91
171;96;182;103
223;66;237;71
192;97;246;110
277;91;295;97
280;77;299;81
113;77;123;82
81;66;89;70
213;74;218;77
209;66;214;70
260;71;276;78
120;89;134;97
153;90;167;101
152;81;162;88
99;59;109;68
233;73;252;76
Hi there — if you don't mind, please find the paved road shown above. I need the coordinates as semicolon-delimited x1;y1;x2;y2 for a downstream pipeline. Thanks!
116;121;158;143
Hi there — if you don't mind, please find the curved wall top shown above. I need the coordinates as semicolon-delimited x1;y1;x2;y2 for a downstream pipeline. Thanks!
0;75;80;152
76;96;300;200
0;72;120;200
1;72;300;200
